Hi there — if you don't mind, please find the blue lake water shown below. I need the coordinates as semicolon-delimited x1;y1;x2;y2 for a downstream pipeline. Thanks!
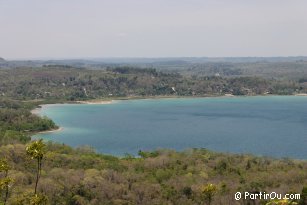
34;96;307;159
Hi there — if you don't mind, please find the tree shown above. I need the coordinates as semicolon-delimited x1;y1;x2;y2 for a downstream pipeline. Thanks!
26;140;46;194
13;192;47;205
200;184;217;205
0;158;13;205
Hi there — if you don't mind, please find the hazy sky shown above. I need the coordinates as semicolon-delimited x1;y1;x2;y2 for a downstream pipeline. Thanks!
1;0;307;59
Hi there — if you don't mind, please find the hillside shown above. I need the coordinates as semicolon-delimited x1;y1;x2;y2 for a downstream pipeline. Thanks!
0;66;306;205
1;142;307;205
0;67;305;101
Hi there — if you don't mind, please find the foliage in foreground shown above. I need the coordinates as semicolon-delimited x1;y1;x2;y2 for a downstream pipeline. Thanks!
0;141;307;205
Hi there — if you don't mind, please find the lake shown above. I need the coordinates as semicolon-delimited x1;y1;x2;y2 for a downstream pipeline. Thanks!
34;96;307;159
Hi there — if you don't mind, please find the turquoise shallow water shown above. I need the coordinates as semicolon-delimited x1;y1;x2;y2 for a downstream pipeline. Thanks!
34;96;307;159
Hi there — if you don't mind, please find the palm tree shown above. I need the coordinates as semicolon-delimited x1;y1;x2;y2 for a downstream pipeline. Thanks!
26;139;46;194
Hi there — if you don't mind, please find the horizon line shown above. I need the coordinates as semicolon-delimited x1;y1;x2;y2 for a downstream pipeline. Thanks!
4;55;307;61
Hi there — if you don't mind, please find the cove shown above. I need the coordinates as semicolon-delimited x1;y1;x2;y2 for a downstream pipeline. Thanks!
33;96;307;159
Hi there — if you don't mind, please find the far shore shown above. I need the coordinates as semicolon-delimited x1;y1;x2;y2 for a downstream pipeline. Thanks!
36;127;63;134
76;100;114;104
295;93;307;96
30;93;307;116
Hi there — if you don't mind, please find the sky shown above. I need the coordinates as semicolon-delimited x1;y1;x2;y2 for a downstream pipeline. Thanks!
1;0;307;59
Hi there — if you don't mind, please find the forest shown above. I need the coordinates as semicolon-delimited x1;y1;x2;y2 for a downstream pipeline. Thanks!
0;66;306;101
1;141;307;205
0;60;307;204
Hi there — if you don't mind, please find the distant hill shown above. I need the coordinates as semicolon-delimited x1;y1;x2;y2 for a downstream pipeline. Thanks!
0;57;5;62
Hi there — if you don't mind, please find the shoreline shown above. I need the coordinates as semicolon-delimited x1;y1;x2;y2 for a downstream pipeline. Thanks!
31;107;42;115
36;127;63;134
29;94;307;159
30;94;307;135
68;93;307;104
295;93;307;96
31;94;307;114
76;100;114;104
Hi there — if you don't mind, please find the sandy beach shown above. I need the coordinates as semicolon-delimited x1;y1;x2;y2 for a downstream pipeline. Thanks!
224;94;235;97
30;104;54;115
76;100;114;104
37;127;63;134
295;93;307;96
30;101;113;135
31;107;42;115
31;100;114;116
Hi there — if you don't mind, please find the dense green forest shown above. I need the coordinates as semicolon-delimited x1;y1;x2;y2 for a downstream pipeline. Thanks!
0;60;307;204
0;99;57;146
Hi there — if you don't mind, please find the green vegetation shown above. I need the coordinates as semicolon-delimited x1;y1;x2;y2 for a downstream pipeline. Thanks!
1;143;307;205
0;66;305;101
0;61;306;204
0;158;12;205
0;99;57;146
26;139;46;195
